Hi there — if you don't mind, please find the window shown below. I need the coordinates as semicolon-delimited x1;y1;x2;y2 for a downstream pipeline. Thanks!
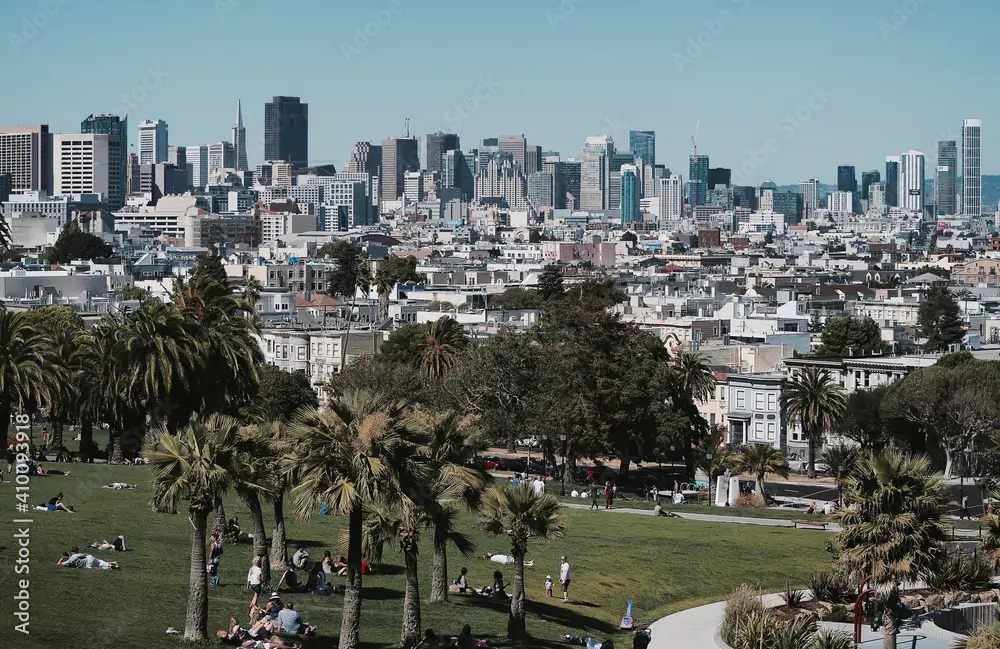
767;422;776;441
710;413;716;426
754;421;764;440
766;393;777;411
297;347;305;361
754;391;764;411
735;390;746;410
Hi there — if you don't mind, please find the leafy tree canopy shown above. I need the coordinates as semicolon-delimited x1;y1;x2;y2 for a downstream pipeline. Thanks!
252;364;318;421
817;315;888;356
16;305;84;334
919;284;965;351
46;221;113;264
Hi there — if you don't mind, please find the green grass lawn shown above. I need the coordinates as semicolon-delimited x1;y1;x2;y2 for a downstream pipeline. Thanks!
0;464;833;649
555;495;834;522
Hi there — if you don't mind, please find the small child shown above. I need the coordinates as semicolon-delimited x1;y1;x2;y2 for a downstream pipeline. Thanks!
545;574;553;598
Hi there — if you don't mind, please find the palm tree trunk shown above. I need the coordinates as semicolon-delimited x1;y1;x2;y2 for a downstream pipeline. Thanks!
430;532;448;603
109;429;123;464
379;291;389;322
339;503;364;649
51;422;63;452
508;552;527;640
246;492;269;585
211;495;227;540
881;606;898;649
185;508;210;640
807;433;817;479
0;397;10;442
757;472;767;503
270;492;288;572
400;549;422;648
79;419;95;461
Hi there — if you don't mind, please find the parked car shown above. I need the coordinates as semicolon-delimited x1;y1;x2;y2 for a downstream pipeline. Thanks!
480;455;506;471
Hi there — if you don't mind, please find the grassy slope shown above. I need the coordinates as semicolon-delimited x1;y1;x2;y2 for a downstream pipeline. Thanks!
0;464;832;649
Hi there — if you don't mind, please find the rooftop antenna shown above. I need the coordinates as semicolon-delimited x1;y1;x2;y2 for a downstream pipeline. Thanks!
404;118;410;138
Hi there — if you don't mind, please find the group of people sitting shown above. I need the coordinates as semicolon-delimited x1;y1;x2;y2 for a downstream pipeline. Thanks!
57;547;119;570
275;548;355;597
415;626;482;648
218;592;316;647
449;566;510;601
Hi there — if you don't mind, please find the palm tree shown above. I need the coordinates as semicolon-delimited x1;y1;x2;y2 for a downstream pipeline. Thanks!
414;409;488;603
672;351;716;403
363;499;427;648
480;482;566;640
283;391;426;649
144;414;242;641
836;451;946;649
696;425;737;502
73;317;125;459
735;444;790;503
981;512;1000;566
420;317;470;379
781;367;848;478
0;309;55;443
230;425;274;585
820;443;863;506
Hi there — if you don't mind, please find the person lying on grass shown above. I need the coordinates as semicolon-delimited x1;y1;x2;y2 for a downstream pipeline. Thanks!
480;553;533;566
57;550;119;570
103;482;137;490
89;535;127;551
29;460;70;476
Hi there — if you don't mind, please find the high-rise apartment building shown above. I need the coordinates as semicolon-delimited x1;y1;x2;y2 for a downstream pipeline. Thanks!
527;171;554;208
688;155;709;207
425;132;460;175
707;167;731;189
620;165;640;225
550;160;581;210
798;179;820;215
186;145;209;190
81;114;126;209
381;136;420;200
885;156;900;207
257;161;293;188
264;96;309;169
900;150;925;213
524;145;542;174
629;130;655;167
442;150;474;201
233;100;248;172
499;134;527;170
861;170;880;203
936;140;958;216
581;136;614;211
345;141;382;180
208;142;235;182
829;191;853;216
963;119;982;217
403;171;423;203
53;134;110;199
126;153;140;194
869;182;886;214
474;153;527;209
137;119;168;164
0;125;52;193
657;173;684;223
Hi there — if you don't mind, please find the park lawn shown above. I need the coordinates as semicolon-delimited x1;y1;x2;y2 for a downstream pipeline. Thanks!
0;464;833;649
555;495;834;523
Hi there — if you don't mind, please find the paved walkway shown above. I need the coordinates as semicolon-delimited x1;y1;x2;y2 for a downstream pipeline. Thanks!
562;502;983;538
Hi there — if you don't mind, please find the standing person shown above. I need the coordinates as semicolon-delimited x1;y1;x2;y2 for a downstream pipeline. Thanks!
532;475;545;495
590;484;600;511
961;495;970;520
208;534;223;586
605;480;614;510
247;556;264;611
559;555;572;603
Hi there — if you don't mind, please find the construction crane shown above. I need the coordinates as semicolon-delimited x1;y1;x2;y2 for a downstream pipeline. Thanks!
690;118;701;157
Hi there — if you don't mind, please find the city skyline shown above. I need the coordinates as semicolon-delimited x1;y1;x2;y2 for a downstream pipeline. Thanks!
5;0;1000;183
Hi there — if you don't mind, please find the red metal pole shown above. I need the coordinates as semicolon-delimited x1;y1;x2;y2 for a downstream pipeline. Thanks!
854;576;872;644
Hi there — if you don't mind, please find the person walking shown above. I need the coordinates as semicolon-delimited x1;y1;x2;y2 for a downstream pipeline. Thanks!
605;480;614;510
208;534;223;586
961;495;970;520
559;555;572;603
247;556;264;612
590;486;600;511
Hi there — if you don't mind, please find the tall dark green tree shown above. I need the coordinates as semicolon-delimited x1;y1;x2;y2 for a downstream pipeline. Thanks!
374;255;422;321
918;284;965;351
252;364;319;421
537;265;564;301
46;220;113;263
817;315;888;356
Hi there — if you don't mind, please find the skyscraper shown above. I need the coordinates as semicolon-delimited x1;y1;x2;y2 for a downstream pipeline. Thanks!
499;134;527;170
837;165;857;193
608;152;634;211
861;170;880;203
688;155;709;207
137;119;168;164
425;132;459;175
527;171;554;208
885;156;900;207
442;149;475;201
345;142;382;178
550;160;581;210
0;125;52;193
798;179;820;215
381;136;420;200
186;145;209;190
581;136;613;211
620;165;640;225
233;100;248;172
629;130;655;167
81;114;127;209
208;142;235;182
524;145;542;174
900;150;925;213
963;119;982;217
53;134;110;199
936;140;958;216
772;191;803;225
707;167;731;189
657;173;684;223
474;153;527;209
264;96;309;169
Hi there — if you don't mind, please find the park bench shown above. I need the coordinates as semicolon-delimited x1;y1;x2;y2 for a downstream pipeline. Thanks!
792;519;828;530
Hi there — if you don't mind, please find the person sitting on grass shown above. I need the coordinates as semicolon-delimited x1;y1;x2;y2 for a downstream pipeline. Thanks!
277;567;308;593
333;554;348;576
651;503;678;518
264;593;284;620
306;563;332;595
276;603;316;635
291;546;310;570
415;629;439;649
103;482;137;490
481;552;533;567
449;567;471;594
90;535;127;551
45;493;73;513
454;624;476;649
242;637;302;649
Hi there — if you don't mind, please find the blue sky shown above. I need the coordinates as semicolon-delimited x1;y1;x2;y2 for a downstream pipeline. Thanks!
4;0;998;185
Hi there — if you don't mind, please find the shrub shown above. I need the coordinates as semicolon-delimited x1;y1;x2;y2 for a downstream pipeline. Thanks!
735;493;766;508
807;570;855;604
926;550;995;593
779;587;806;609
720;584;767;646
770;616;816;649
730;609;780;649
953;620;1000;649
821;604;852;623
814;629;855;649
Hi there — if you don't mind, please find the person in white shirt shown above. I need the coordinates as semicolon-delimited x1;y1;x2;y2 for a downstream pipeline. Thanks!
532;477;545;495
559;555;571;603
291;546;309;570
247;556;264;611
482;553;534;567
